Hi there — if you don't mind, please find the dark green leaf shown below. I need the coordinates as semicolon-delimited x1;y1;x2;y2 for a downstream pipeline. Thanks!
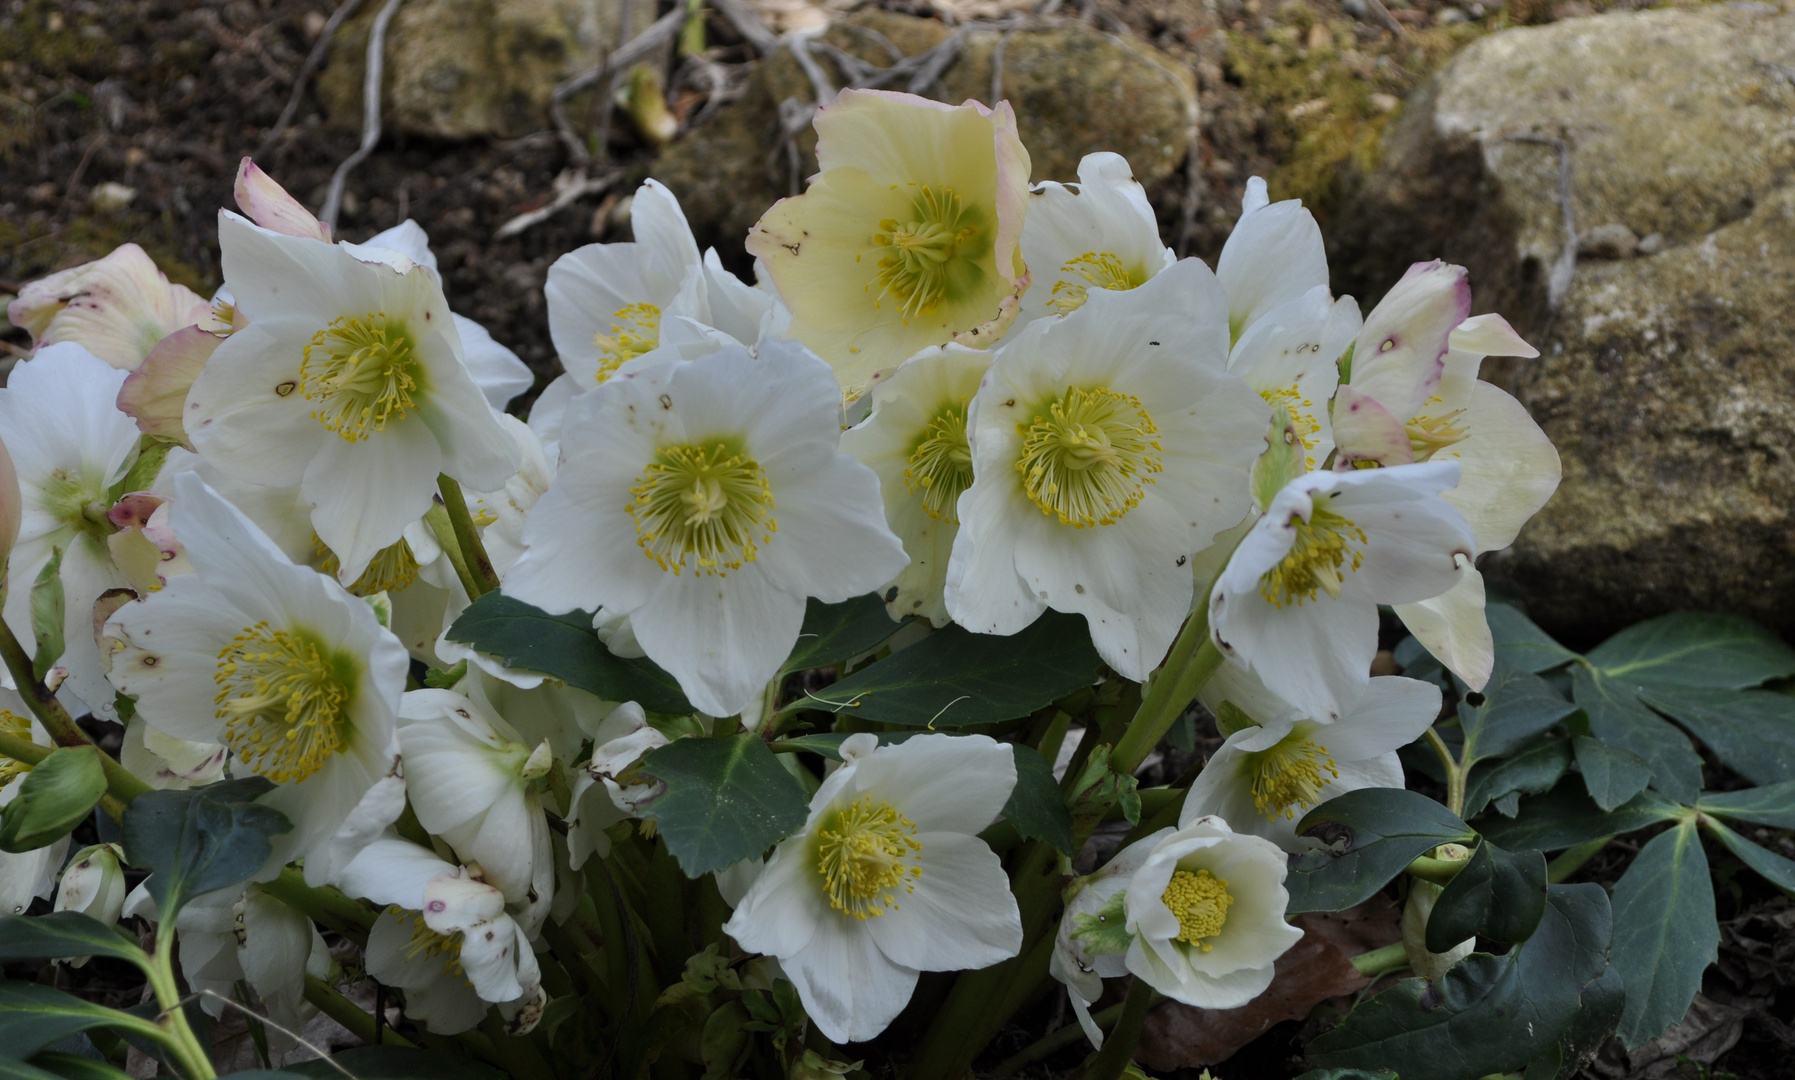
804;612;1102;728
1479;784;1681;853
1611;820;1718;1049
1695;781;1795;829
0;913;148;969
1395;634;1448;689
1464;739;1572;819
0;983;150;1060
1286;788;1477;913
31;547;65;683
782;595;905;673
446;592;691;714
1487;603;1579;674
1002;745;1074;855
636;735;809;876
121;780;291;921
1307;884;1612;1080
1459;663;1578;765
1584;612;1795;689
1426;841;1547;951
1549;963;1626;1080
1700;816;1795;893
1570;667;1702;804
25;1053;135;1080
1572;736;1653;812
1638;687;1795;786
0;747;107;852
772;732;921;759
282;1046;505;1080
0;1059;69;1080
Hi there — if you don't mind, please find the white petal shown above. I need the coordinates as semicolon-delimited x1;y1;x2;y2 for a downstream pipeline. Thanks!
781;908;920;1044
865;831;1021;971
852;733;1016;834
1216;186;1328;339
1438;382;1560;553
453;314;534;410
1394;566;1494;690
629;564;806;717
303;418;442;586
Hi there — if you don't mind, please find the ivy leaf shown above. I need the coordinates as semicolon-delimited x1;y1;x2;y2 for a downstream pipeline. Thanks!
635;735;809;876
0;912;149;970
1698;815;1795;894
1696;780;1795;829
810;612;1102;728
445;592;691;714
1637;687;1795;786
782;595;905;674
121;778;290;922
0;746;107;852
1425;841;1547;952
1002;744;1074;856
1611;819;1719;1049
1463;738;1571;819
1572;735;1653;812
1458;662;1578;766
1285;788;1478;914
1486;603;1579;674
1479;783;1682;853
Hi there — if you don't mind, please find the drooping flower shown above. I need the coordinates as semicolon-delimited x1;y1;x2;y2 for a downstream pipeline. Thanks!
1185;665;1443;849
183;211;520;586
1014;152;1174;331
1050;835;1153;1050
162;885;329;1046
1121;815;1304;1008
54;843;129;930
838;344;990;626
7;244;207;369
1208;462;1476;723
947;259;1267;680
503;339;907;717
723;733;1022;1044
106;472;407;885
748;89;1031;399
1215;177;1330;345
565;703;665;869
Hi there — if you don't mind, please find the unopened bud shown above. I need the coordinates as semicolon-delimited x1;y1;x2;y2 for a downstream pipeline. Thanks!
55;843;129;965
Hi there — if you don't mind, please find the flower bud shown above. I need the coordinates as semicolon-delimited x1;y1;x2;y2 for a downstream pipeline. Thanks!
54;843;129;965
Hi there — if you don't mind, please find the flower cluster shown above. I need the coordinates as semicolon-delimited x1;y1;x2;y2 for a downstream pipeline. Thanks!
0;85;1557;1068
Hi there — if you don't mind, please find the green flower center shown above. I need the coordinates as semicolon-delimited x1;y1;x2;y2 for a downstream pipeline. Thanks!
1258;501;1366;607
301;313;422;443
1017;386;1162;528
1247;733;1339;820
869;185;987;320
816;797;921;920
1048;251;1145;316
593;302;661;383
1162;868;1232;951
905;401;974;523
0;711;32;791
213;622;356;784
629;440;776;576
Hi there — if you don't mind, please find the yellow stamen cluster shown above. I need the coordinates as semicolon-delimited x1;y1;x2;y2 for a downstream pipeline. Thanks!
1248;736;1339;820
213;622;353;784
815;797;922;920
593;302;662;382
1259;502;1366;608
869;185;980;320
629;440;776;576
0;711;32;790
314;535;420;597
1017;386;1162;528
1261;384;1321;469
1161;869;1232;951
905;401;975;522
391;907;465;979
301;313;421;442
1048;251;1141;316
1406;408;1467;461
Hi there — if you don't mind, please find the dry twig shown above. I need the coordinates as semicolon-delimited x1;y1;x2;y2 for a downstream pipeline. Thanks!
321;0;407;232
708;0;780;53
549;7;687;165
494;168;623;239
257;0;368;160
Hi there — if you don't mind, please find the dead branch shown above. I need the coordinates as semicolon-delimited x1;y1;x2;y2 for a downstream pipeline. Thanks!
708;0;780;53
494;169;622;239
257;0;368;160
321;0;407;232
550;7;687;165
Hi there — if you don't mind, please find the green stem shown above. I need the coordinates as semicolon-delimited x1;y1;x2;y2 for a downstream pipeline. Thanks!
994;999;1126;1078
1079;977;1156;1080
302;974;419;1049
1407;852;1472;886
1111;602;1222;775
1423;727;1465;817
150;929;219;1078
437;475;500;597
0;613;151;809
424;503;481;601
1547;836;1611;883
257;867;377;944
0;727;49;767
1350;941;1410;979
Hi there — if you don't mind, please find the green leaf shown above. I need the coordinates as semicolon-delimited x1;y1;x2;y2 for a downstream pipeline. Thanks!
782;595;905;673
1700;816;1795;893
1479;783;1682;853
1572;736;1653;812
773;732;922;759
1425;841;1547;951
0;1058;72;1080
1585;612;1795;688
1286;788;1478;913
1570;667;1702;804
0;746;107;852
0;912;148;969
1637;687;1795;786
1544;963;1626;1079
445;592;691;714
1464;738;1571;819
1487;603;1579;674
30;547;65;683
115;436;169;499
1002;744;1074;855
636;735;810;876
1458;663;1578;765
802;612;1102;728
1394;633;1448;689
1695;780;1795;829
24;1053;135;1080
1307;884;1613;1080
1611;819;1718;1049
0;983;153;1061
281;1046;506;1080
121;778;291;922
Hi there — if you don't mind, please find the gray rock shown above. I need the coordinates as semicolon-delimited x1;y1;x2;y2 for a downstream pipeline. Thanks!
1328;8;1795;640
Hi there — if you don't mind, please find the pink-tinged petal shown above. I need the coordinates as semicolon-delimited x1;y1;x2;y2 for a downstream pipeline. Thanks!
7;245;206;370
1330;384;1415;471
107;493;162;531
1350;261;1472;418
234;158;331;242
117;326;221;449
1450;312;1537;358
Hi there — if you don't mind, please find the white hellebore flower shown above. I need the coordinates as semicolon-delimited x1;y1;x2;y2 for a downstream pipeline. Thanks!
1186;665;1443;850
169;886;329;1045
184;210;520;586
337;835;543;1034
566;703;666;870
1215;177;1330;344
0;342;139;720
7;243;207;369
1051;836;1153;1050
1122;815;1303;1008
1209;462;1474;723
503;339;907;717
948;260;1267;681
839;344;990;626
1228;284;1360;486
1015;152;1174;332
723;733;1022;1044
1;707;67;915
107;473;408;885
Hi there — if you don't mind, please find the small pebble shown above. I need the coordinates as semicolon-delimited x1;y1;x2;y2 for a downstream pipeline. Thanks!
1371;92;1402;113
1436;6;1468;23
1636;232;1666;255
1579;223;1639;260
90;182;136;213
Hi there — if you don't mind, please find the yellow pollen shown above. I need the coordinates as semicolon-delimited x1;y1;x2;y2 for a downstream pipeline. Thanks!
629;440;776;576
816;797;922;920
213;622;354;784
1259;501;1367;607
300;313;421;442
1261;384;1321;469
1405;410;1467;462
593;302;662;382
0;711;32;789
1248;736;1339;820
1048;252;1142;316
313;535;420;596
1161;869;1232;950
390;907;465;979
868;185;986;319
905;401;975;522
1017;386;1162;528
